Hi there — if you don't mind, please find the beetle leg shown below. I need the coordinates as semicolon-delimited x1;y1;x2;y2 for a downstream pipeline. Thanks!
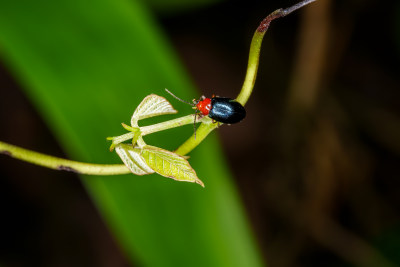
211;120;221;127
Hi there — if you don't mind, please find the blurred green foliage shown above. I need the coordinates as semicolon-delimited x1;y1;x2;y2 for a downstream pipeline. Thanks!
0;0;262;266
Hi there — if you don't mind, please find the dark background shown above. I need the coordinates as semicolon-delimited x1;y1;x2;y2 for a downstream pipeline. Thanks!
1;0;400;266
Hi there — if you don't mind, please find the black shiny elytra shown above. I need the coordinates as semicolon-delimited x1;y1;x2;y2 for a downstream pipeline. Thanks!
208;97;246;124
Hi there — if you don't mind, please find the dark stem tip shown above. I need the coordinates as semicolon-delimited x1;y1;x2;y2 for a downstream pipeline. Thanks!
257;0;317;33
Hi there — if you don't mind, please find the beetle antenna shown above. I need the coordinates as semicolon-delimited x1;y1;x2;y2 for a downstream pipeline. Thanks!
165;89;200;138
165;89;195;106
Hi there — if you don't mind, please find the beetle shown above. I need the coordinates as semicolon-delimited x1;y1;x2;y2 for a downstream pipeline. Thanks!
165;89;246;137
196;96;246;124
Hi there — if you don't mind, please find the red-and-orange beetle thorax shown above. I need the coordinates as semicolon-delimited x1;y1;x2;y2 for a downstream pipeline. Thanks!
196;98;212;116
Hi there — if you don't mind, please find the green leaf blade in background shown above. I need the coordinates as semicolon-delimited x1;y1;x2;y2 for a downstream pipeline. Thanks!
0;0;263;266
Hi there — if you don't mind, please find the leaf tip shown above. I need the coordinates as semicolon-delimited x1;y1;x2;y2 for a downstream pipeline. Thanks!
196;179;205;188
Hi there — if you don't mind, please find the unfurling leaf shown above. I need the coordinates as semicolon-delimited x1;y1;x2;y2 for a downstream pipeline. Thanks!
141;145;204;187
115;144;154;175
131;94;177;126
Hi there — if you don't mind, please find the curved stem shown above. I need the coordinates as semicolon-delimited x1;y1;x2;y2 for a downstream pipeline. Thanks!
235;31;264;106
237;0;317;105
175;120;217;156
176;0;317;155
0;141;130;175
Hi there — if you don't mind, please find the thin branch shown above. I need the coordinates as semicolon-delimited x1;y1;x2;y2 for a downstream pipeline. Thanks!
0;141;130;175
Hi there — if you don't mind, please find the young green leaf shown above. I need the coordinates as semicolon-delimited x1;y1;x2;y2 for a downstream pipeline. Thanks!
107;126;141;152
115;144;154;175
141;145;204;187
131;94;177;126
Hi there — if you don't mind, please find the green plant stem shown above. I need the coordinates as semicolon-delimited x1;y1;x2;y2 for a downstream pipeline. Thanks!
141;114;198;136
176;0;317;155
0;141;130;175
235;31;264;106
175;120;217;156
235;0;317;106
0;114;204;173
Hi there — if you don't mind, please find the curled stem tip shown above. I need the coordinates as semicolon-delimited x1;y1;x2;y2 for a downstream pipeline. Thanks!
258;0;317;32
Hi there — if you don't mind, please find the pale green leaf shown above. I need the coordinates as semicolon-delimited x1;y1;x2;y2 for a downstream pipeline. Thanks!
131;94;177;126
142;145;204;187
115;144;154;176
